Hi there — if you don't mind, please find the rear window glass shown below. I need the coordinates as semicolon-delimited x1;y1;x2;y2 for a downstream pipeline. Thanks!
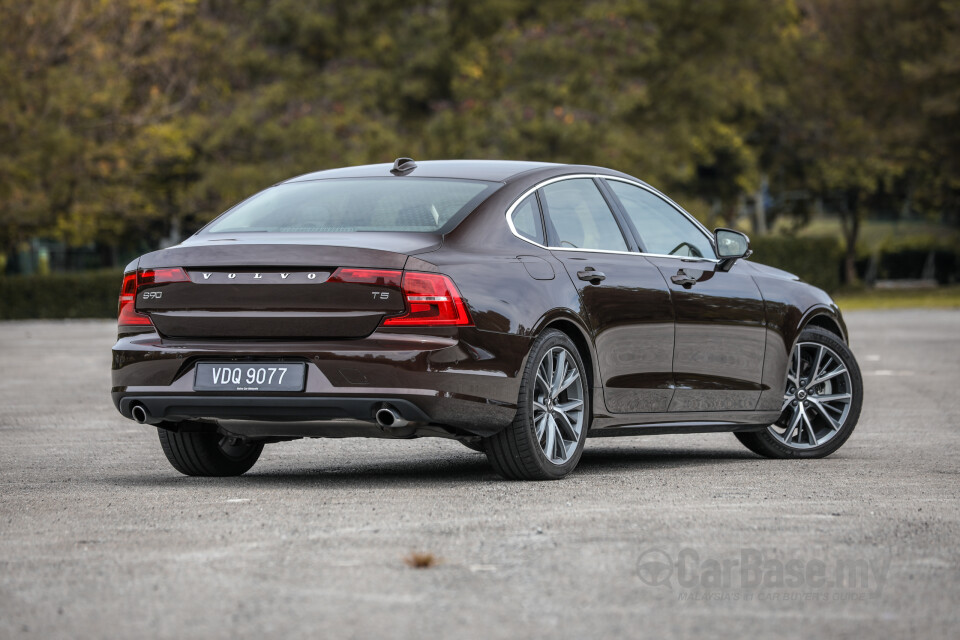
540;178;628;252
204;178;499;234
511;194;546;244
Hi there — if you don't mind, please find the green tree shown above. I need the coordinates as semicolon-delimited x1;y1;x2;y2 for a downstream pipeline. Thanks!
763;0;959;283
1;0;957;271
902;0;960;226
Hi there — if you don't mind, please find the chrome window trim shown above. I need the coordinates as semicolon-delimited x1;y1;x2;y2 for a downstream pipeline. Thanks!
504;173;719;263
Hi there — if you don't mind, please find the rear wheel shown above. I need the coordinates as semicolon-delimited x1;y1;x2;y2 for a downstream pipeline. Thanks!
158;427;263;476
736;326;862;459
484;330;589;480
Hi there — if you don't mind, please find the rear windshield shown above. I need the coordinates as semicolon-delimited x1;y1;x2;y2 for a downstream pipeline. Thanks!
203;178;499;234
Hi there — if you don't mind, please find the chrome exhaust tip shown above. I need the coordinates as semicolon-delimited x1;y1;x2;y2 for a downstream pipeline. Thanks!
131;404;150;424
375;406;410;428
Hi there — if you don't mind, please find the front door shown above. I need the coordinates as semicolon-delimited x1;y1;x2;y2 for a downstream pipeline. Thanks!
644;256;766;411
602;178;767;412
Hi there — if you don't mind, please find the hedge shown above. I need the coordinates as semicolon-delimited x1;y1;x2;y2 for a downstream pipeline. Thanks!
748;236;844;293
0;244;848;318
0;270;122;319
1;235;957;318
854;234;960;285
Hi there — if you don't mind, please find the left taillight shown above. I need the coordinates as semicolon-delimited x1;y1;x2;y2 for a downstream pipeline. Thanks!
118;267;189;328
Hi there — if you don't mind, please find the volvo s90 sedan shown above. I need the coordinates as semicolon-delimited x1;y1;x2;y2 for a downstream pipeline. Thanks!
112;158;862;479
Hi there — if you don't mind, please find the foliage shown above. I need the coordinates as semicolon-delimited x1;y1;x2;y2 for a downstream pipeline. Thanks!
0;270;121;319
3;238;958;318
761;0;960;282
749;233;960;292
0;0;957;273
749;235;843;293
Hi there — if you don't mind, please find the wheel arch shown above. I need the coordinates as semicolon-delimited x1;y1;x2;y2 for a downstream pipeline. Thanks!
530;312;598;420
542;319;595;389
799;307;847;344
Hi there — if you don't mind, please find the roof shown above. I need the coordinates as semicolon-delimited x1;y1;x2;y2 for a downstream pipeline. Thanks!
283;159;561;184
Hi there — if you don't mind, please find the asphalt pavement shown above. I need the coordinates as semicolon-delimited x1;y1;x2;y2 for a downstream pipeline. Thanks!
1;310;958;639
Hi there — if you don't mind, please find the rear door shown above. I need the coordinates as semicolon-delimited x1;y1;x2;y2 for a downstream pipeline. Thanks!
603;178;767;412
537;177;675;413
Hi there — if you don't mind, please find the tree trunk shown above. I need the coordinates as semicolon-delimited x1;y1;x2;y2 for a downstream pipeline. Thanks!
839;194;862;286
844;239;858;286
753;175;768;236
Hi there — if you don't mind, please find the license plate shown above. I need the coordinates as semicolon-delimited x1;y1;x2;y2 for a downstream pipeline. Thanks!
194;363;306;392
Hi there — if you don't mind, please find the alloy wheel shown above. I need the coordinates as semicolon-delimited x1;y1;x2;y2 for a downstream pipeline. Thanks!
532;346;585;464
770;341;854;449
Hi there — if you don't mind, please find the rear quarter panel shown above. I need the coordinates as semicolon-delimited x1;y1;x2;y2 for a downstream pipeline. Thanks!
424;171;604;414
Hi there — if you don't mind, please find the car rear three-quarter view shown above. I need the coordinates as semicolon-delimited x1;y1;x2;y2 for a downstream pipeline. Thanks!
112;159;863;479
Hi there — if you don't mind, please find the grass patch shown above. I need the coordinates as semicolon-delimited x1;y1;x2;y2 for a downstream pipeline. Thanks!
834;286;960;311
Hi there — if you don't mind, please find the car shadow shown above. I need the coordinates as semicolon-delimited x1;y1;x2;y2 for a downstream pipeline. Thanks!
580;444;758;472
103;443;761;489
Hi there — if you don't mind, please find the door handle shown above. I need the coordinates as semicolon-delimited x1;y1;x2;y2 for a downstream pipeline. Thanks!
577;268;606;283
671;270;698;287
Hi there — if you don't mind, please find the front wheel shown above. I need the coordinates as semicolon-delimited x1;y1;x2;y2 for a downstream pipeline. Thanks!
158;427;263;476
736;326;863;459
484;330;589;480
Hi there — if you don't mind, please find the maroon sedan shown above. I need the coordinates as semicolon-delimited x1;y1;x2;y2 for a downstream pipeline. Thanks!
112;159;862;479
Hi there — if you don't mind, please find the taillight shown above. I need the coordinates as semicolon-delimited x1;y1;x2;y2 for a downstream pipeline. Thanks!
382;272;472;327
327;268;401;286
117;272;151;327
118;268;190;328
139;267;190;285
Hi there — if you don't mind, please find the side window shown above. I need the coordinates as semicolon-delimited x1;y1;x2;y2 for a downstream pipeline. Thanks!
540;179;628;252
510;194;545;244
606;180;715;259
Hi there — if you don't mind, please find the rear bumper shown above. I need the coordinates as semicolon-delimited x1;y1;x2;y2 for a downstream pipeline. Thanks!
115;395;431;424
111;327;528;437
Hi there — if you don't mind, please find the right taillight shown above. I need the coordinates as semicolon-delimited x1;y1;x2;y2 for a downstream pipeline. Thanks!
382;272;473;327
138;267;190;286
118;267;189;328
118;271;152;327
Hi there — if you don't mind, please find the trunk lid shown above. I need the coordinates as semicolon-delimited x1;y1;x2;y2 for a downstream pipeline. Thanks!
135;234;439;339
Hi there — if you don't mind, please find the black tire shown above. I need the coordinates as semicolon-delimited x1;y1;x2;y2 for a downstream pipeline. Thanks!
736;326;863;459
484;329;590;480
158;427;263;476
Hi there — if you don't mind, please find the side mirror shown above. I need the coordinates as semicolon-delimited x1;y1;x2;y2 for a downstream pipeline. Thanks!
714;228;751;272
